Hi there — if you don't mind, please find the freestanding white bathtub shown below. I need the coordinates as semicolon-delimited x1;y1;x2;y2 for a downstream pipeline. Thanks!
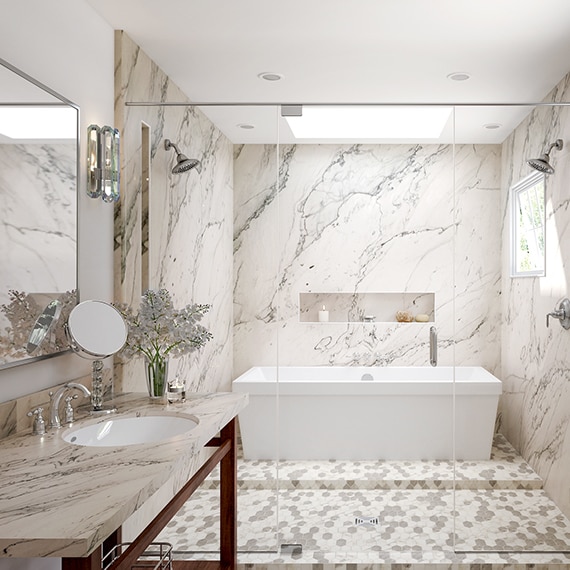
232;366;502;461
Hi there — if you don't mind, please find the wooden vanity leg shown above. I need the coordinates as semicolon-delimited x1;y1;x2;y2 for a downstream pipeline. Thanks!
62;527;120;570
219;418;237;570
102;528;122;563
62;548;101;570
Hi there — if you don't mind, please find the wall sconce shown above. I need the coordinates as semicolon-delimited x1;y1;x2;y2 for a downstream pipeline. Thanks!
87;124;120;202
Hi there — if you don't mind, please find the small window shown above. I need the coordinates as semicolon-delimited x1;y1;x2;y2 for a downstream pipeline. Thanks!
510;171;546;277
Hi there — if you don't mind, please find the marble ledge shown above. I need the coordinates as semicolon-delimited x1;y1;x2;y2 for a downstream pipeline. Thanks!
0;391;248;559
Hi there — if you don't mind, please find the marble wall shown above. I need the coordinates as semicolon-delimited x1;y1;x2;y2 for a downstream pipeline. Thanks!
0;143;76;366
0;143;76;304
234;142;502;376
112;31;570;524
500;72;570;517
114;32;234;393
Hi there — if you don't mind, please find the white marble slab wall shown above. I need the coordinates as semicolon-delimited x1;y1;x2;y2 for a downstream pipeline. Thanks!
500;72;570;518
0;142;76;364
234;142;502;377
0;143;76;302
114;32;234;393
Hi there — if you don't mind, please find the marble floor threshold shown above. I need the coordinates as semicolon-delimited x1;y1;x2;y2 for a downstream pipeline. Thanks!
156;434;570;568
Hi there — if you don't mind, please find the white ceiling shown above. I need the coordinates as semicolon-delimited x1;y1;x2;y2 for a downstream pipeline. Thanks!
86;0;570;144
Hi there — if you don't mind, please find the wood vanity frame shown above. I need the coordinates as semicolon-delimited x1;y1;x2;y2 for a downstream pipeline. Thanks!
62;418;237;570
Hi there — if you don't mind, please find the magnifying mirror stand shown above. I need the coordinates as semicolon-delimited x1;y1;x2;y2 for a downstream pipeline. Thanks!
65;300;128;416
91;360;117;415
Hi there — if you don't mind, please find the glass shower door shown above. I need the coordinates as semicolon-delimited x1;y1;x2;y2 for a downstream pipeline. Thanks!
452;102;570;557
140;103;283;559
231;104;282;556
272;104;458;563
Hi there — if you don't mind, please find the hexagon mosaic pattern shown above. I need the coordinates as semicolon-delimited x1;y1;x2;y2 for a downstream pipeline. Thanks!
156;434;570;567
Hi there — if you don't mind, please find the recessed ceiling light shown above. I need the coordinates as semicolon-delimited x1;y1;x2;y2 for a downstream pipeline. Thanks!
483;123;502;130
447;72;471;82
258;72;283;82
285;106;452;139
237;123;255;130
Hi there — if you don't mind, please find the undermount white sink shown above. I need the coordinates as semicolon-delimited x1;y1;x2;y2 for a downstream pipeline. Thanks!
62;414;199;447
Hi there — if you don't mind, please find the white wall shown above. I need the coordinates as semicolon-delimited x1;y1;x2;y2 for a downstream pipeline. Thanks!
0;0;115;400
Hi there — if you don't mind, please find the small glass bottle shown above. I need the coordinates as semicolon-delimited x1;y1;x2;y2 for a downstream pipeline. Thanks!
167;376;186;403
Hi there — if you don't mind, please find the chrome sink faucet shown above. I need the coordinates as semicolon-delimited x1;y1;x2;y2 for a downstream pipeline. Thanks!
49;382;91;429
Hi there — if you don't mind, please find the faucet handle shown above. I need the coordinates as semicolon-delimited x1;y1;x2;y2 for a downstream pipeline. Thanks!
27;407;46;436
546;298;570;329
63;394;79;425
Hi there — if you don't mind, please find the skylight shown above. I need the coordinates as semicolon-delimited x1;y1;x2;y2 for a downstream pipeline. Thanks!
285;106;452;140
0;106;76;140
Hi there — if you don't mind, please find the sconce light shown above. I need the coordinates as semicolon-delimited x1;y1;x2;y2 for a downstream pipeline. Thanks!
87;124;120;202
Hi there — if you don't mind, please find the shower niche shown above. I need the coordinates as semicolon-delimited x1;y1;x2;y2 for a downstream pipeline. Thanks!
299;291;435;323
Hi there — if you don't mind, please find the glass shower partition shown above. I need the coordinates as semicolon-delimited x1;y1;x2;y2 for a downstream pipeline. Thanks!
135;103;284;558
272;104;458;563
230;104;283;556
451;102;570;557
133;97;570;564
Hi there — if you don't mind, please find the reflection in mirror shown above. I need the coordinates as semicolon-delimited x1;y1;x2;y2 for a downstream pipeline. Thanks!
0;58;78;369
65;301;128;412
26;299;63;355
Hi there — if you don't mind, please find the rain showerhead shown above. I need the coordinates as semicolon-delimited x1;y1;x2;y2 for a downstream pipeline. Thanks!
164;139;202;174
527;139;563;175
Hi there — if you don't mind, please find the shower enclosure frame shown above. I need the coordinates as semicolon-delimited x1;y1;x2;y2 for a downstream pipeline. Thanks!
125;98;570;558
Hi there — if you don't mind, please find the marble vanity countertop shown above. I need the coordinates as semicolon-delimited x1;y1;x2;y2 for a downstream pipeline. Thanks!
0;391;247;559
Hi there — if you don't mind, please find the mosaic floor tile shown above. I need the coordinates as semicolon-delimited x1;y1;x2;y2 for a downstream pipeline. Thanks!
156;433;570;566
158;489;570;561
454;490;570;552
203;434;542;491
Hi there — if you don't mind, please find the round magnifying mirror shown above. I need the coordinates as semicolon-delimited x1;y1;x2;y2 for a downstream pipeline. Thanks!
66;300;127;359
65;301;128;413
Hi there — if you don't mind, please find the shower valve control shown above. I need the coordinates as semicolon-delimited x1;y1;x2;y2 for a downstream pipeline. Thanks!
546;298;570;330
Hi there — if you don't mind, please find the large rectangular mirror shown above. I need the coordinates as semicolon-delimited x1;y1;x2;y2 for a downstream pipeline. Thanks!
0;59;78;369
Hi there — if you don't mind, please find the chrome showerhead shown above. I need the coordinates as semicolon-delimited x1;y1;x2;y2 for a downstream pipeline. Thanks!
527;139;563;175
527;155;555;174
164;139;202;175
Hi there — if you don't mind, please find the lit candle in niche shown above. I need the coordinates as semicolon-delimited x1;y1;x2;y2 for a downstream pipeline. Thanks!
318;305;329;322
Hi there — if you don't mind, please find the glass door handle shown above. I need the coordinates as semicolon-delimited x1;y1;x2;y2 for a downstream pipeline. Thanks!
429;326;437;367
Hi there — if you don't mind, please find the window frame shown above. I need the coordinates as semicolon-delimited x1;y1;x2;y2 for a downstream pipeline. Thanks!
510;170;546;278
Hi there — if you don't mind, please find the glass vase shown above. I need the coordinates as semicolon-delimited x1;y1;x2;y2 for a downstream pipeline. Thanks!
145;356;168;400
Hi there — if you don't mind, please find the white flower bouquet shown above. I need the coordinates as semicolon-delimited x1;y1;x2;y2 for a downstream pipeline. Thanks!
116;289;212;397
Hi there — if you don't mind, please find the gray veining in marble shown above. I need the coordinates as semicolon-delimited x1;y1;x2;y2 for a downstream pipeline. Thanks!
500;71;570;520
233;143;501;376
114;31;234;394
0;391;247;558
0;142;76;365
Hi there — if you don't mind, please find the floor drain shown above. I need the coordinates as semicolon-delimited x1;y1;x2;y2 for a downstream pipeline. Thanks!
355;516;380;527
280;543;303;555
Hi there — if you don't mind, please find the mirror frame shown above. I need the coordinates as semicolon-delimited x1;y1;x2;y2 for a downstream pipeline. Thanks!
66;301;127;360
0;58;79;369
